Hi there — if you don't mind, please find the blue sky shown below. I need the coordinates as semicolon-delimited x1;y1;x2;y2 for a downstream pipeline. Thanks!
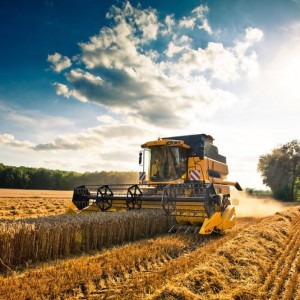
0;0;299;189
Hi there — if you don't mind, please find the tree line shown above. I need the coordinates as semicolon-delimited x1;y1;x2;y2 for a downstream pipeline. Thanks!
258;140;300;201
0;163;138;190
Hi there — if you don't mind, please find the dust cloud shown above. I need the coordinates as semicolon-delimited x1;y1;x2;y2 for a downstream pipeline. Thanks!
231;190;297;217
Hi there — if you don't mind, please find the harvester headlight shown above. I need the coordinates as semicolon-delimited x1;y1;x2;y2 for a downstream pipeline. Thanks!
166;141;180;146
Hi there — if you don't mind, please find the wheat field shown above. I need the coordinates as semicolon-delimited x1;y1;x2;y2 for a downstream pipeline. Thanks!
0;189;72;219
0;189;299;300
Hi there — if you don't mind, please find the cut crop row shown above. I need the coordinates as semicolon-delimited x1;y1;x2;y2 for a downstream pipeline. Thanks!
0;217;256;300
0;234;205;300
151;208;300;300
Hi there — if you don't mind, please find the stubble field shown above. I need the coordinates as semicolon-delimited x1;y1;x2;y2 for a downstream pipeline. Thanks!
0;188;300;300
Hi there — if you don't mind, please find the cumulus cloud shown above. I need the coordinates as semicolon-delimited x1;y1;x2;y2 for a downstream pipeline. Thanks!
54;82;88;102
48;1;263;127
178;5;212;34
179;17;196;29
1;118;147;153
164;15;175;34
0;133;34;148
173;27;263;82
33;123;145;151
47;52;72;73
193;5;213;34
165;42;186;57
234;27;264;79
33;129;104;151
106;1;159;42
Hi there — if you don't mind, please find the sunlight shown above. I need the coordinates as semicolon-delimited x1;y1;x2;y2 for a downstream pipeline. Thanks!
265;37;300;105
276;48;300;100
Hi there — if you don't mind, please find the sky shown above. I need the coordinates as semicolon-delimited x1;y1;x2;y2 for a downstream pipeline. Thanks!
0;0;299;189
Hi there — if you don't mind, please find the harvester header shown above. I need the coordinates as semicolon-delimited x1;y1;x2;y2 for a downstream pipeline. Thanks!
69;134;242;234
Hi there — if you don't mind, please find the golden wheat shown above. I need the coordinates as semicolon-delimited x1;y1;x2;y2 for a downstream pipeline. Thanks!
0;209;174;272
0;217;256;300
0;189;71;219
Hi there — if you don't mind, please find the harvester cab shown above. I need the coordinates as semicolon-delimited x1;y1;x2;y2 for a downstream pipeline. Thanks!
68;134;242;235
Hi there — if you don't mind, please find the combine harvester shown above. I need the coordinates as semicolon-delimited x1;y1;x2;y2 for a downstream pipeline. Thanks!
68;134;242;234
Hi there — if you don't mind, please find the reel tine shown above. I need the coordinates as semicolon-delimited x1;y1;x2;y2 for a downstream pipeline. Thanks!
193;226;200;234
168;225;176;233
184;227;191;234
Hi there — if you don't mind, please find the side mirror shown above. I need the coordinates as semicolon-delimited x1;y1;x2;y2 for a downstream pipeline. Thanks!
139;152;143;165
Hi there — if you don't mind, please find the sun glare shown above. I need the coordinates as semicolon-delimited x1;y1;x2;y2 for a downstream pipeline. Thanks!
268;39;300;104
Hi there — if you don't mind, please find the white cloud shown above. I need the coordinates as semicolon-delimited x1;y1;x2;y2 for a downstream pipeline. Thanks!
179;17;196;29
97;115;119;124
55;83;69;96
164;15;175;34
165;35;192;58
106;2;159;42
192;5;212;34
168;27;262;83
47;52;72;73
177;5;212;34
234;27;263;57
134;7;159;40
245;27;264;43
0;133;14;143
204;42;240;81
40;2;265;179
199;19;212;35
0;133;33;148
54;82;88;103
79;22;139;70
165;42;186;57
32;122;146;152
0;118;155;172
51;3;262;122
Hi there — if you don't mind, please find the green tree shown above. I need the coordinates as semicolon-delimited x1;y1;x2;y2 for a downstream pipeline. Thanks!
0;163;138;190
258;140;300;201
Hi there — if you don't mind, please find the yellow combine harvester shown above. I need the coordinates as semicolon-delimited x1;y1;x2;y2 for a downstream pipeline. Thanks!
68;134;242;234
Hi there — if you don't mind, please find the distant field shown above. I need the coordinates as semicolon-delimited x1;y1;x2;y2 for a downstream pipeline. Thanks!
0;189;72;219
